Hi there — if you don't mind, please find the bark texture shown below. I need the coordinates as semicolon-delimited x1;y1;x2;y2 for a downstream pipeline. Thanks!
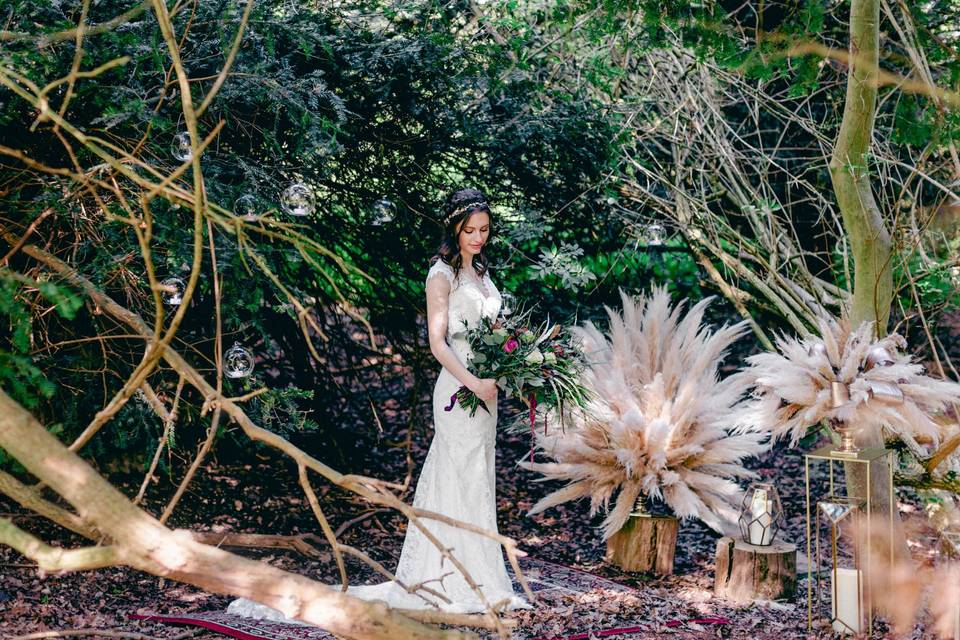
604;514;678;576
714;536;797;604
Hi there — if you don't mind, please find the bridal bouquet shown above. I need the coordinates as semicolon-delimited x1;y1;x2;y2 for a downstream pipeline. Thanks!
445;306;591;439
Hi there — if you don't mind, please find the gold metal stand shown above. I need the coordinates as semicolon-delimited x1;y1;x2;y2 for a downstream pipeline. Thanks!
804;445;895;637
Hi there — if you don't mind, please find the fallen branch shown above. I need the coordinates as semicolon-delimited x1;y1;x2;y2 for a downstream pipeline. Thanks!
0;388;477;640
0;519;119;572
189;531;327;557
0;470;101;540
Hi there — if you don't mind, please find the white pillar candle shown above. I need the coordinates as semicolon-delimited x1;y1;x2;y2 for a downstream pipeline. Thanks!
748;490;774;545
831;567;863;634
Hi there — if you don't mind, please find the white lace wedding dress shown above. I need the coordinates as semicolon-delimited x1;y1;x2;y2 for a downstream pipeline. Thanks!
228;259;529;620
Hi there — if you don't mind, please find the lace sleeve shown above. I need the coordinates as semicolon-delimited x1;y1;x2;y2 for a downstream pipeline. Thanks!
425;260;455;288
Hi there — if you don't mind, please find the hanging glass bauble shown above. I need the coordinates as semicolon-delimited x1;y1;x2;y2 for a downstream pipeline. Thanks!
644;223;666;246
371;198;396;225
171;131;192;162
235;193;259;221
280;182;315;217
160;277;185;306
500;292;516;317
224;342;255;378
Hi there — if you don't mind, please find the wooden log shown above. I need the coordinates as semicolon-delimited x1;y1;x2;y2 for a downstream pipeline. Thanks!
604;514;678;575
714;536;797;604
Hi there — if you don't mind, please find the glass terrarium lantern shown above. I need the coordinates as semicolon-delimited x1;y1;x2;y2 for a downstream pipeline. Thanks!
159;277;185;306
738;482;783;546
371;198;397;225
280;182;316;217
644;223;666;246
171;131;192;162
235;193;260;221
224;342;255;379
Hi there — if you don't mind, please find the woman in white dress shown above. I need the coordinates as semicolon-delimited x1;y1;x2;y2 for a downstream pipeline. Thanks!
229;188;528;620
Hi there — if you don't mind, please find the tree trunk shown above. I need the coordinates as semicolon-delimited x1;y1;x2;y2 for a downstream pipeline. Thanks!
0;389;472;640
714;536;797;604
829;0;892;332
828;0;908;563
604;514;678;575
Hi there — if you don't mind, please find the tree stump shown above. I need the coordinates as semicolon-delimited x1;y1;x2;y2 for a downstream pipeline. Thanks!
714;536;797;604
605;514;678;575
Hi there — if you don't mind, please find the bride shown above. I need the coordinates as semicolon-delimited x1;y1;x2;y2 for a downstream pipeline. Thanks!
228;188;530;619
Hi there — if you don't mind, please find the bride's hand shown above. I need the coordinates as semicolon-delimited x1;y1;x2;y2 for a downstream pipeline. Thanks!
470;378;498;402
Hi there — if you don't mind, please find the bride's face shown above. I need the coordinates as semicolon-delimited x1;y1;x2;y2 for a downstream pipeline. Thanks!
457;211;490;259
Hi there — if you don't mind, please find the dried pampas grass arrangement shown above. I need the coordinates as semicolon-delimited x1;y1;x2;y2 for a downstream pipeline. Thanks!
731;316;960;459
520;287;768;538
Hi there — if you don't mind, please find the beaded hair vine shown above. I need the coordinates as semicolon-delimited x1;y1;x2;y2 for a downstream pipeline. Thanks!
443;199;489;226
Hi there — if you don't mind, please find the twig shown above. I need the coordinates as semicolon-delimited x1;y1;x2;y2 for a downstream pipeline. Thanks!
159;406;221;524
133;376;185;506
0;0;152;44
298;464;348;592
333;508;391;538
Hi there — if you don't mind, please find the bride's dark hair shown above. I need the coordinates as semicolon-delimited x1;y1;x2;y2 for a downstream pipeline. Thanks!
434;187;493;280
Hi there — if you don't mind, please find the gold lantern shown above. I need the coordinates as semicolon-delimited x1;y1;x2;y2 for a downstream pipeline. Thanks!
804;446;895;637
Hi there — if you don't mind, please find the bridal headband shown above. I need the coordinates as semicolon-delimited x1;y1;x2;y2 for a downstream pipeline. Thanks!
443;199;489;225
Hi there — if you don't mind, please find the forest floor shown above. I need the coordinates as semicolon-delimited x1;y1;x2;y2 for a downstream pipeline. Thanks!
3;319;960;639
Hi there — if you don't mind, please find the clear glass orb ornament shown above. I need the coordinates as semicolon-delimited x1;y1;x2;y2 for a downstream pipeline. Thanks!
171;131;192;162
224;342;255;379
235;193;259;221
499;292;516;317
371;198;397;225
160;277;185;306
644;223;666;246
280;182;315;217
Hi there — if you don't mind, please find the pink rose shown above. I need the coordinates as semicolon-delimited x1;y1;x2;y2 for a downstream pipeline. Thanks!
503;337;519;353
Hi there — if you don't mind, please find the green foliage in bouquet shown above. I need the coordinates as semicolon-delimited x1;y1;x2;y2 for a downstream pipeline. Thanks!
447;305;590;425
